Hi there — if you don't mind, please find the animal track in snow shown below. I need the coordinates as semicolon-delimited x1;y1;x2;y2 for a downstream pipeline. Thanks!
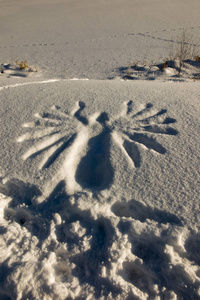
1;26;199;50
18;100;177;195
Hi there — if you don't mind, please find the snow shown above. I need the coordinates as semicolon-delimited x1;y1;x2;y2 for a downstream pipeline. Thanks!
0;0;200;299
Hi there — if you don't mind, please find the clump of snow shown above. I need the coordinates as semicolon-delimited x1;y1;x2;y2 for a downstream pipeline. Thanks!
117;59;200;81
0;63;39;79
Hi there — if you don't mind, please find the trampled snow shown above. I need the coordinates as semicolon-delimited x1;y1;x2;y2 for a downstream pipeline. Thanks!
0;0;200;299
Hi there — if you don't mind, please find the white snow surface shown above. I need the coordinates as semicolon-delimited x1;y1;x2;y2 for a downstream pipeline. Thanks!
0;1;200;299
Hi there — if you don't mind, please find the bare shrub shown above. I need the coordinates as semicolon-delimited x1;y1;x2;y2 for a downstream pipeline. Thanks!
174;29;198;75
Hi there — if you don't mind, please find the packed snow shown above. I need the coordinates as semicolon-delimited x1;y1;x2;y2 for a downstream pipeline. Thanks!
0;0;200;299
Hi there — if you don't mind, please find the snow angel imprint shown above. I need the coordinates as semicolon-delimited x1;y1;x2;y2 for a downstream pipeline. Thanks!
17;100;178;195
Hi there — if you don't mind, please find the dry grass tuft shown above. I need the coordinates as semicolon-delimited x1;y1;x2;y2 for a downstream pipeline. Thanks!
160;60;169;70
194;55;200;62
16;60;38;72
